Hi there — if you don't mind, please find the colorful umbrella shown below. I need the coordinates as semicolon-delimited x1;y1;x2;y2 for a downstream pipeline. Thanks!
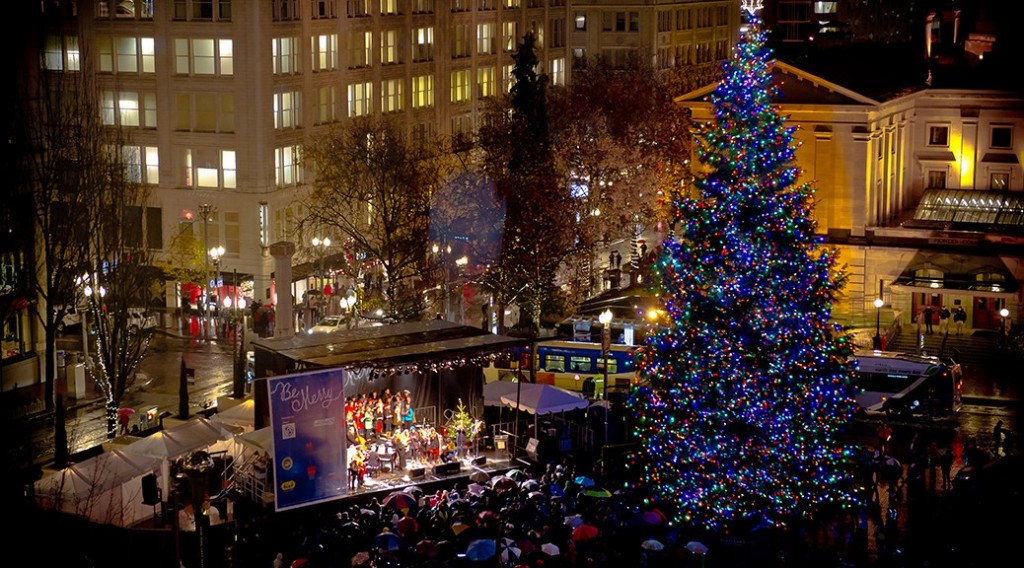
374;529;403;552
415;539;438;558
466;539;497;561
382;491;418;512
571;524;599;541
580;487;612;499
564;514;584;529
467;482;487;496
573;476;595;487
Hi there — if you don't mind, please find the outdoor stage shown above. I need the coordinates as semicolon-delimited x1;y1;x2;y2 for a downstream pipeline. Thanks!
340;446;519;502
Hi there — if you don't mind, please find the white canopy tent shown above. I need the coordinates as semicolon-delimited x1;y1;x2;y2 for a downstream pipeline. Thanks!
34;449;162;527
212;398;256;431
483;380;543;407
499;384;591;447
120;417;239;505
499;384;590;415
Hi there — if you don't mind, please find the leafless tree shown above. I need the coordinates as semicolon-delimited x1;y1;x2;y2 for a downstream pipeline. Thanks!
303;118;444;321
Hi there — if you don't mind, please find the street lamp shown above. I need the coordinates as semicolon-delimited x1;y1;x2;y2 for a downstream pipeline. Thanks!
209;246;225;331
455;255;468;324
873;298;884;350
1000;307;1010;348
311;237;331;294
599;308;613;444
198;203;215;341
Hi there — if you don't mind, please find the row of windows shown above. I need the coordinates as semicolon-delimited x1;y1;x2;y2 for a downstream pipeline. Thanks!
928;124;1014;150
925;170;1013;191
289;25;525;74
270;0;533;21
575;5;730;33
116;143;293;193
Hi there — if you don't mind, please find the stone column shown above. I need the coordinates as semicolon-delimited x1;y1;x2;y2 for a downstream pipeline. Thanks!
270;241;296;338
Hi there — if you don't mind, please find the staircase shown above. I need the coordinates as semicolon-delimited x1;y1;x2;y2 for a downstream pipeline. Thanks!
886;327;1001;376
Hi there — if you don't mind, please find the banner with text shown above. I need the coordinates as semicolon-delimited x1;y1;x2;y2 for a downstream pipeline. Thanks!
268;368;347;511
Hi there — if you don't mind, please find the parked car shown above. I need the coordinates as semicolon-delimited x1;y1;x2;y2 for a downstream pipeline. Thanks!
54;305;84;332
308;315;344;334
127;308;159;333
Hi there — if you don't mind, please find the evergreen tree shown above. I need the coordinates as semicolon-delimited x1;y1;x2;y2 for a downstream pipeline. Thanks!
626;13;859;532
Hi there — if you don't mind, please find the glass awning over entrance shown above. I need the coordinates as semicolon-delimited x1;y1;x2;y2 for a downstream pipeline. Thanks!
910;189;1024;230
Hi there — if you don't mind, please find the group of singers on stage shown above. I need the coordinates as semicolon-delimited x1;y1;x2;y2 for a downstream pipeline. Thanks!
345;389;464;490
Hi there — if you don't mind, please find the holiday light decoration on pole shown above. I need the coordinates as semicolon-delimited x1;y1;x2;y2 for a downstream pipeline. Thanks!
625;6;858;532
599;308;613;443
873;297;885;349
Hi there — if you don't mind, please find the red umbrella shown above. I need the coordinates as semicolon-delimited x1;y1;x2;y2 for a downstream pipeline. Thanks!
571;524;599;542
642;509;667;526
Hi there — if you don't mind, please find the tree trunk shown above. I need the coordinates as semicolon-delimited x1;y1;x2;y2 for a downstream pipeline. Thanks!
44;327;56;410
53;394;68;468
106;400;118;439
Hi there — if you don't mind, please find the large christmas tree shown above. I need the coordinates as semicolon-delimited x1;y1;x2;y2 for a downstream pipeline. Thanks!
626;10;859;532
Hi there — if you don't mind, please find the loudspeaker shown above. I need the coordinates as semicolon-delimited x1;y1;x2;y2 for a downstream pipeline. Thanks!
141;473;161;505
471;456;487;466
408;467;426;479
434;462;461;475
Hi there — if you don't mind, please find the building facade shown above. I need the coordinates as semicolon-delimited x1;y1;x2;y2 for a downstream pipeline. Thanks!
678;61;1023;332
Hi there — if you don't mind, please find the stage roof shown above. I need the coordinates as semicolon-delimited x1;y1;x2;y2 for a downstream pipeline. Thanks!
252;319;531;375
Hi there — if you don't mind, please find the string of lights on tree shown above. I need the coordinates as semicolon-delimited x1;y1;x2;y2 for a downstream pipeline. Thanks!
625;8;860;532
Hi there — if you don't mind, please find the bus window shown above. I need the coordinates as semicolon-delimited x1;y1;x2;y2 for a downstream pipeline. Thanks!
597;356;618;374
569;355;593;373
544;354;566;373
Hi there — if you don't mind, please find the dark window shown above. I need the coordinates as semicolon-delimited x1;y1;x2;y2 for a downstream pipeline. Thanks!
146;207;163;249
991;126;1012;149
928;125;949;146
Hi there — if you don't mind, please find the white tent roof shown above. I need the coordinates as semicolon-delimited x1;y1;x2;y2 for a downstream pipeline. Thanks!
212;398;255;429
500;384;590;415
34;449;162;499
120;417;238;460
483;380;543;407
236;427;274;453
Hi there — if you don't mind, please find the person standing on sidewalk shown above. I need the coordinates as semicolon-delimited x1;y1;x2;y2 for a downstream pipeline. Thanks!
938;306;951;335
993;420;1005;456
940;445;954;491
953;305;967;336
923;305;935;334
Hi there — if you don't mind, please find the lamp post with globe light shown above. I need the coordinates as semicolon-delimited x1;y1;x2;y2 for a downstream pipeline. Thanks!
311;237;331;293
599;309;613;443
209;246;225;335
873;298;885;350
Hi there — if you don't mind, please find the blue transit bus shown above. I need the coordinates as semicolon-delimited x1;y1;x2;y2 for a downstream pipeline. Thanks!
484;340;637;398
852;350;963;418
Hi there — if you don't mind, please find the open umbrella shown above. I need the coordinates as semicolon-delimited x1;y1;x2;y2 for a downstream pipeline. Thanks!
490;476;518;492
571;524;599;542
686;541;709;555
499;541;522;565
642;509;667;526
374;529;403;552
580;487;612;499
573;475;595;487
415;540;438;558
540;543;560;556
467;482;487;496
563;514;584;529
527;491;547;501
640;539;664;552
404;486;425;498
466;539;497;561
505;469;528;482
450;521;472;537
520;479;540;492
469;470;490;484
383;491;418;512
